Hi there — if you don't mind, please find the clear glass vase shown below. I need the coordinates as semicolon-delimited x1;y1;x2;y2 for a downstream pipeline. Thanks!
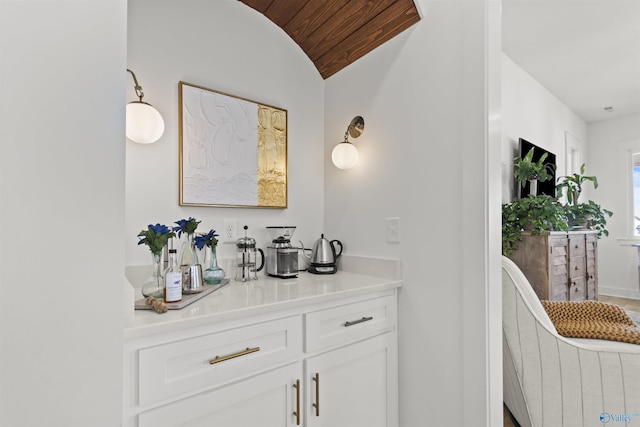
179;233;199;266
141;252;164;298
203;245;225;285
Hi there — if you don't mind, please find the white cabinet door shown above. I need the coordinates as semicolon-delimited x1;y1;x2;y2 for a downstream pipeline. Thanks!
138;362;301;427
305;333;397;427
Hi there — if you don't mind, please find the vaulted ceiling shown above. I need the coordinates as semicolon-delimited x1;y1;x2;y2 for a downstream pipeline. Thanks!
238;0;421;79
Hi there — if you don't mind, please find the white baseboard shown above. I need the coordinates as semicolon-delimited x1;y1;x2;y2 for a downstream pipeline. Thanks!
599;286;640;300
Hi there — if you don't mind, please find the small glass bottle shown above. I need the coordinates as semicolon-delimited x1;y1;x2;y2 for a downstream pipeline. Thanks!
164;249;182;303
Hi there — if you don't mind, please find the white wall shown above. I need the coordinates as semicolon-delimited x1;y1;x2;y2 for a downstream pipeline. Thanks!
126;0;325;269
588;113;640;298
501;54;587;203
325;1;503;425
0;1;126;426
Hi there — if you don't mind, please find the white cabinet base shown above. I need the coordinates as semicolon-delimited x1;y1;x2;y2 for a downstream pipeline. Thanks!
124;290;399;427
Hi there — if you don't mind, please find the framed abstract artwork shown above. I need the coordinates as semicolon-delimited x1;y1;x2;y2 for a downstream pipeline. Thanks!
178;81;288;208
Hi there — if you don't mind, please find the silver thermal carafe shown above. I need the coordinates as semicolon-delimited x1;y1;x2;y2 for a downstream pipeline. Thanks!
307;234;343;274
266;226;298;278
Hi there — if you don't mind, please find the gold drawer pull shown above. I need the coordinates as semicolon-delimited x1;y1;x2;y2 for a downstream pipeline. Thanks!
209;346;260;365
293;379;301;425
344;316;373;327
312;373;320;416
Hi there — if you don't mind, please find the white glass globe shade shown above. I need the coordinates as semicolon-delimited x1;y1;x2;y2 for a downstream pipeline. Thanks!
126;101;165;144
331;142;359;170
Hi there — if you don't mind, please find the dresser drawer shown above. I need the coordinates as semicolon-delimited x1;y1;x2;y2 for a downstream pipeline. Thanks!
138;315;302;406
305;294;396;353
569;276;586;301
569;235;585;255
569;256;585;279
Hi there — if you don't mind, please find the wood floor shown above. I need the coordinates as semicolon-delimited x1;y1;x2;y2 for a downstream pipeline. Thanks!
502;294;640;427
504;404;520;427
599;294;640;312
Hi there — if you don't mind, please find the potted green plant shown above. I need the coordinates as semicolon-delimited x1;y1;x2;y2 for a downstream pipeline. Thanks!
555;163;598;205
502;194;568;256
513;147;555;196
564;200;612;236
556;164;612;233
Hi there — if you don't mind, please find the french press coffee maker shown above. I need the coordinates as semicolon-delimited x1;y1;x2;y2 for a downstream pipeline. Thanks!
235;225;265;282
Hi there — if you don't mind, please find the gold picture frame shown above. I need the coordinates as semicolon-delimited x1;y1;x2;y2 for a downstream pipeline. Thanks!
178;81;288;208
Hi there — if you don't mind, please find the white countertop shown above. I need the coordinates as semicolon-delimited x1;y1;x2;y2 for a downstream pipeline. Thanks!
124;255;402;340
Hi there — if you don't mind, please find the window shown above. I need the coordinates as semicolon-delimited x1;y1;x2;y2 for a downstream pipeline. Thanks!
633;153;640;236
615;139;640;241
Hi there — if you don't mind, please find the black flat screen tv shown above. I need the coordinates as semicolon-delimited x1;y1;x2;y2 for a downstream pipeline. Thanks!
518;138;556;198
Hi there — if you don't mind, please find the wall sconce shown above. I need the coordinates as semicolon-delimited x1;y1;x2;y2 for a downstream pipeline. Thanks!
331;116;364;170
126;69;165;144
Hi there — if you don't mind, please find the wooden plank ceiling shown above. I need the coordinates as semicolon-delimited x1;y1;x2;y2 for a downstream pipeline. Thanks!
238;0;421;79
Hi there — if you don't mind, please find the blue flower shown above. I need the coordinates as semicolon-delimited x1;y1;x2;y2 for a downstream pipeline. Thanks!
137;223;175;255
173;217;201;238
149;223;172;235
195;229;219;250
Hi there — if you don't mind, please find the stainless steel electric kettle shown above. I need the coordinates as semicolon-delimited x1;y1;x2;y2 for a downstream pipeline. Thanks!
306;234;343;274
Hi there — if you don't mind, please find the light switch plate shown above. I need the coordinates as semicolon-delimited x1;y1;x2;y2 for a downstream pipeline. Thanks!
386;217;400;243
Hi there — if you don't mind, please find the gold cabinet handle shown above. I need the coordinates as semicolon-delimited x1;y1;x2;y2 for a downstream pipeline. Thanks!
209;346;260;365
344;316;373;327
292;379;301;425
312;372;320;416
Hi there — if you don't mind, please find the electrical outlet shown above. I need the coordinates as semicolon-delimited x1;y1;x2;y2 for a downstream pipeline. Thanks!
223;219;238;243
386;217;400;243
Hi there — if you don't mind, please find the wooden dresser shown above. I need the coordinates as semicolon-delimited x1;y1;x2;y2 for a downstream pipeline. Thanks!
507;230;599;301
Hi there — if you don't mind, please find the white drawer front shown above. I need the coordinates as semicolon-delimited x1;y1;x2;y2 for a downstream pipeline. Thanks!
305;294;396;353
138;315;301;406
